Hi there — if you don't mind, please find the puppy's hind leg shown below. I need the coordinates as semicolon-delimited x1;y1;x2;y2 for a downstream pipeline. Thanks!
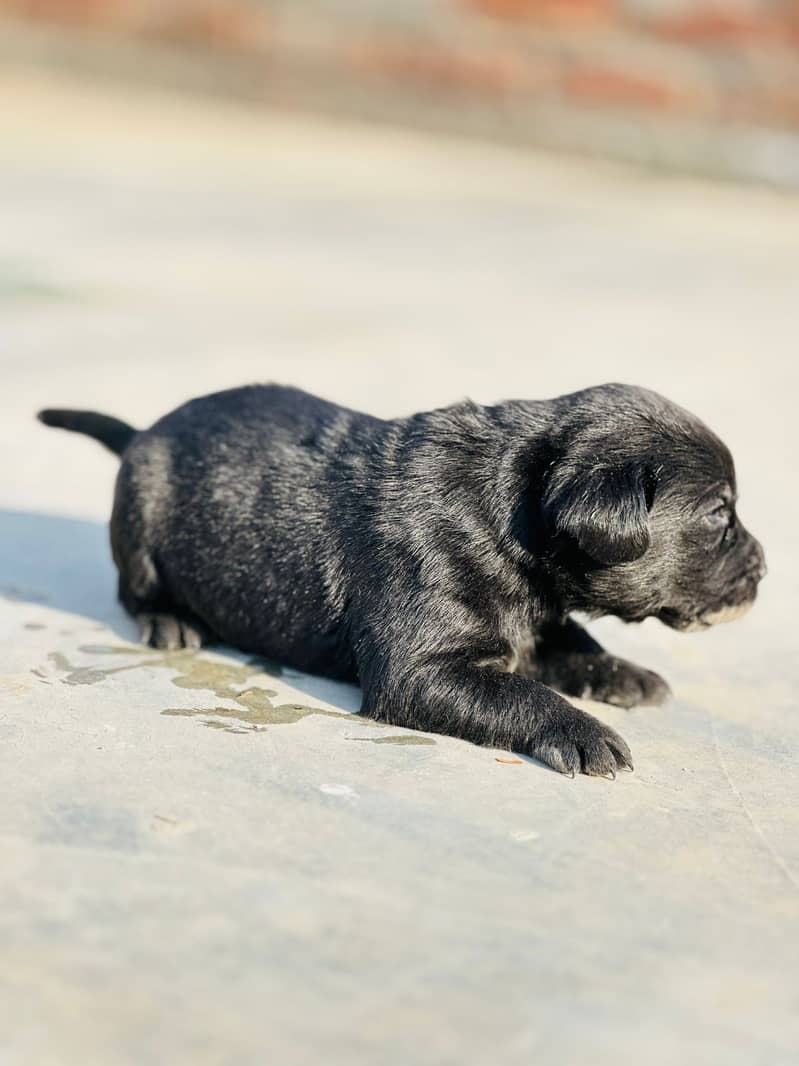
116;551;211;652
111;449;212;652
524;618;670;709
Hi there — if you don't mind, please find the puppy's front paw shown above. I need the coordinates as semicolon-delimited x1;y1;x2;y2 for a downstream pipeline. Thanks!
585;657;670;709
541;653;669;709
529;704;633;777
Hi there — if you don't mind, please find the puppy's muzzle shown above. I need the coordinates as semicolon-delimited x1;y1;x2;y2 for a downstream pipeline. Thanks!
662;538;766;632
695;561;765;629
671;597;755;632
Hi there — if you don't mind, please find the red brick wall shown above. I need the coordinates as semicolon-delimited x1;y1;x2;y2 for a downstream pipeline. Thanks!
0;1;265;45
2;0;799;182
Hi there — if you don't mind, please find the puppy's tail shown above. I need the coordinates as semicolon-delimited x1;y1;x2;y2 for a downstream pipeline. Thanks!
37;408;137;457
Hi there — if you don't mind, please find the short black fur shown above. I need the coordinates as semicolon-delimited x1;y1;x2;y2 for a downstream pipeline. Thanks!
39;383;765;777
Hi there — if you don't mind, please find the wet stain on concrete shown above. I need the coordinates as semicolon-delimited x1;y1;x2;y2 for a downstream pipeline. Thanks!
47;651;110;686
78;644;149;657
36;644;436;745
200;719;254;734
348;734;435;746
76;644;283;692
39;645;280;702
161;695;345;734
35;644;398;739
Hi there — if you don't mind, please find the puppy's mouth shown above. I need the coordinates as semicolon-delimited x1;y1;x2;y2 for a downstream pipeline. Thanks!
658;599;755;632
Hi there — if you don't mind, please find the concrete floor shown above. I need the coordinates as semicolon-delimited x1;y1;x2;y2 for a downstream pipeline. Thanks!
1;69;798;1066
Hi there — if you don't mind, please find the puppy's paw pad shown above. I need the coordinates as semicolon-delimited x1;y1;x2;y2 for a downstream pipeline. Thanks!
137;613;207;651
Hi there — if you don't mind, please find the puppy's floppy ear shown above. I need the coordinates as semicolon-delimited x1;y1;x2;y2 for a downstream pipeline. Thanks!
543;461;652;565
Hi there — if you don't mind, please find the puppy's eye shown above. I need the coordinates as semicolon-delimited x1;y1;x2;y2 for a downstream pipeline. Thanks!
702;503;730;531
704;504;727;522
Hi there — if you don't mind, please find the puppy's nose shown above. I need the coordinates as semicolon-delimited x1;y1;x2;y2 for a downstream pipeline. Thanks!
750;541;767;581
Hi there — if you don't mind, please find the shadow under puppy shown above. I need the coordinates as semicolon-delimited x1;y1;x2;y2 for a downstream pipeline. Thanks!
39;383;765;777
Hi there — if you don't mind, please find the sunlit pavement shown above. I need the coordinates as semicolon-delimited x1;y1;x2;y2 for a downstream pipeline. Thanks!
1;69;798;1066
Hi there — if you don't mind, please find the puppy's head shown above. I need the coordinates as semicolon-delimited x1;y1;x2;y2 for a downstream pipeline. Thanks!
541;385;766;631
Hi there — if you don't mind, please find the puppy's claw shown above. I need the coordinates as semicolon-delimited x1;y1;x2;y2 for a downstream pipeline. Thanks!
182;624;205;651
136;612;207;651
532;706;633;779
536;739;580;776
607;740;634;772
581;739;619;778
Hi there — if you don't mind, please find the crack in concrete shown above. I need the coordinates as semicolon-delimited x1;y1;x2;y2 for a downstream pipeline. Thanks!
710;715;799;896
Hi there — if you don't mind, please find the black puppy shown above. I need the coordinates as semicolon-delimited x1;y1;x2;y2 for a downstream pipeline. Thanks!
39;383;765;777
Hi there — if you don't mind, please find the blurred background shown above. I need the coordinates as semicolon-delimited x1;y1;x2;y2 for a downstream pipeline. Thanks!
2;6;799;1066
2;0;799;184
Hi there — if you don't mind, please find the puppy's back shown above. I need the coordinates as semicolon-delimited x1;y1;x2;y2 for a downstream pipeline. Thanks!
112;384;382;673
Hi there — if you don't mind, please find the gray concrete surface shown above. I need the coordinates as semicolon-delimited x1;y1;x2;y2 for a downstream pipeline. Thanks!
1;70;798;1066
